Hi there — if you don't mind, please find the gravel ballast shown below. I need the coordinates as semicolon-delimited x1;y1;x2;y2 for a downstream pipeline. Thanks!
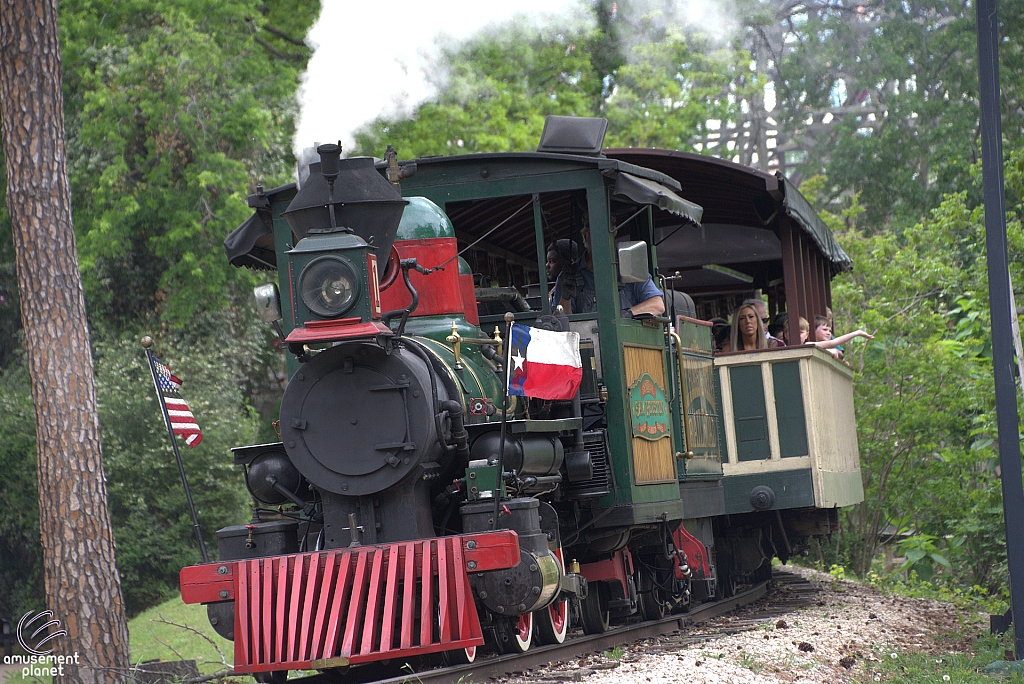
505;565;965;684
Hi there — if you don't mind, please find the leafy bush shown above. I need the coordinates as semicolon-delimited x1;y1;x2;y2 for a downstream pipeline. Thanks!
0;310;282;617
0;359;45;619
816;150;1024;595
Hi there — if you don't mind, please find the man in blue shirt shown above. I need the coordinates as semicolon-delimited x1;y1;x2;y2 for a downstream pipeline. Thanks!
550;224;664;318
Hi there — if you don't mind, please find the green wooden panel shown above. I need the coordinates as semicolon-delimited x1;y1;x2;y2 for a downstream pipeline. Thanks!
772;361;809;458
729;365;770;461
676;320;713;352
714;368;728;462
269;186;300;378
818;470;865;508
722;469;815;514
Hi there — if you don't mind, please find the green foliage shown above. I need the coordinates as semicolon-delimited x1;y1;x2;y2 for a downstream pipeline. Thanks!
94;313;272;615
865;568;1009;615
779;0;1024;228
61;0;318;329
605;646;625;660
0;360;45;619
352;21;604;158
863;632;1024;683
603;34;753;150
819;146;1024;593
351;16;753;159
0;312;281;617
896;534;952;582
0;0;311;618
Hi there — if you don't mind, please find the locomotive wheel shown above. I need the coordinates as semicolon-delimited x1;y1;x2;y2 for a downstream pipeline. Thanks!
536;548;569;645
752;560;773;584
444;645;478;665
535;596;569;644
716;573;737;599
497;613;533;654
637;566;666;621
254;671;288;684
579;582;610;634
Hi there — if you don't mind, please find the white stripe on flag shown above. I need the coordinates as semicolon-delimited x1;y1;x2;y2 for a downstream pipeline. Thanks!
523;327;581;368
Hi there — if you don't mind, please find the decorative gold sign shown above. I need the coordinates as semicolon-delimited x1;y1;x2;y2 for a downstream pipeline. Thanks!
629;373;670;441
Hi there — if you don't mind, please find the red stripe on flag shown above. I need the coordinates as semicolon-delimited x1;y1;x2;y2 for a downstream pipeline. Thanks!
521;361;583;400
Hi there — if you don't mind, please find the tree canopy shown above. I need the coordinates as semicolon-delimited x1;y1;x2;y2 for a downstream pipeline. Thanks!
0;0;318;619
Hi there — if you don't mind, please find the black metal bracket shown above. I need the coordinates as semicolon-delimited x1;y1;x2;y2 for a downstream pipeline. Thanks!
381;258;438;336
992;608;1014;635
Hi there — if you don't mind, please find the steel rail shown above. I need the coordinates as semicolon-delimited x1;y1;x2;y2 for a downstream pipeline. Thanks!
299;581;768;684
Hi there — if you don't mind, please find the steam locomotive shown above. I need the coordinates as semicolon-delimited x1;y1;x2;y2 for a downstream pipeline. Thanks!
179;117;864;681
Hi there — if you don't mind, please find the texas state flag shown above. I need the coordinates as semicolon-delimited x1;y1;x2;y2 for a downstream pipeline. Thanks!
507;323;582;400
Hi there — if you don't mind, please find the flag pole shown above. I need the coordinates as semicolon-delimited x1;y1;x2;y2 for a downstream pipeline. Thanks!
493;312;515;530
141;336;209;563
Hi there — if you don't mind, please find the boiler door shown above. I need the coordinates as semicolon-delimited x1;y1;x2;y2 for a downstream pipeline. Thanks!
280;343;443;496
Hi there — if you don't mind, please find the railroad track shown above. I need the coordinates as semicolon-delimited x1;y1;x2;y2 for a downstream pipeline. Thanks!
299;568;821;684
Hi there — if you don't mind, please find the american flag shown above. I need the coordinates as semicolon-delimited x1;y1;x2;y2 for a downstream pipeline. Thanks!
153;356;203;448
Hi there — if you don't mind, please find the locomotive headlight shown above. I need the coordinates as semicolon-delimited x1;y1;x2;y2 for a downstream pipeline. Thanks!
299;256;359;317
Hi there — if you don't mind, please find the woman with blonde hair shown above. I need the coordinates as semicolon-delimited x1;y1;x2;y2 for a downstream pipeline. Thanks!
724;302;780;352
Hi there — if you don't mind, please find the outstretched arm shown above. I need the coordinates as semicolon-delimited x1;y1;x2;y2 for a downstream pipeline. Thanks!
813;329;873;350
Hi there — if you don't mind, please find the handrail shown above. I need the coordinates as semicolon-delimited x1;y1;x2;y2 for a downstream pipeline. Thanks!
669;327;696;460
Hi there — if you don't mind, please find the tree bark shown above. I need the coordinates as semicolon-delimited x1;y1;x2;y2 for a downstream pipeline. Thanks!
0;1;130;682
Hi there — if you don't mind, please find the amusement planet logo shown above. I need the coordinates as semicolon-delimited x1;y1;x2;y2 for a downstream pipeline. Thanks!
3;610;79;679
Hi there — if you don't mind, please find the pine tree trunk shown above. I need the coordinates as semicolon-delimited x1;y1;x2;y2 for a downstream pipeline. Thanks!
0;1;130;682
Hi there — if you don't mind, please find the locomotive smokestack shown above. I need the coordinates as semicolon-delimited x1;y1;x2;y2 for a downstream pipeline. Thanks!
318;142;341;180
317;143;343;231
283;155;408;274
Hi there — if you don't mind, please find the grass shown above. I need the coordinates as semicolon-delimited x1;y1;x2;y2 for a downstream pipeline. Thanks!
604;646;625;660
2;597;242;684
738;651;764;673
856;630;1024;683
128;596;236;676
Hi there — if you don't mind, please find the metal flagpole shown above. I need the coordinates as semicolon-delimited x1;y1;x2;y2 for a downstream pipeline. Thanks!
141;336;210;563
493;312;515;530
976;0;1024;659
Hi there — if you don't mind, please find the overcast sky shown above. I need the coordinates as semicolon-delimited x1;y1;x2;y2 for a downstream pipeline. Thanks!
294;0;585;154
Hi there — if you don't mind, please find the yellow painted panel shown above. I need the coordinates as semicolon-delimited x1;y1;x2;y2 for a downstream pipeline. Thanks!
680;354;719;452
624;345;676;484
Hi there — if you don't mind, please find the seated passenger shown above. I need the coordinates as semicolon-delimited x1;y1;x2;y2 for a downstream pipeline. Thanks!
551;225;664;317
723;302;780;352
710;317;730;353
620;276;665;318
810;314;873;357
742;298;784;346
547;239;587;313
548;253;598;315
